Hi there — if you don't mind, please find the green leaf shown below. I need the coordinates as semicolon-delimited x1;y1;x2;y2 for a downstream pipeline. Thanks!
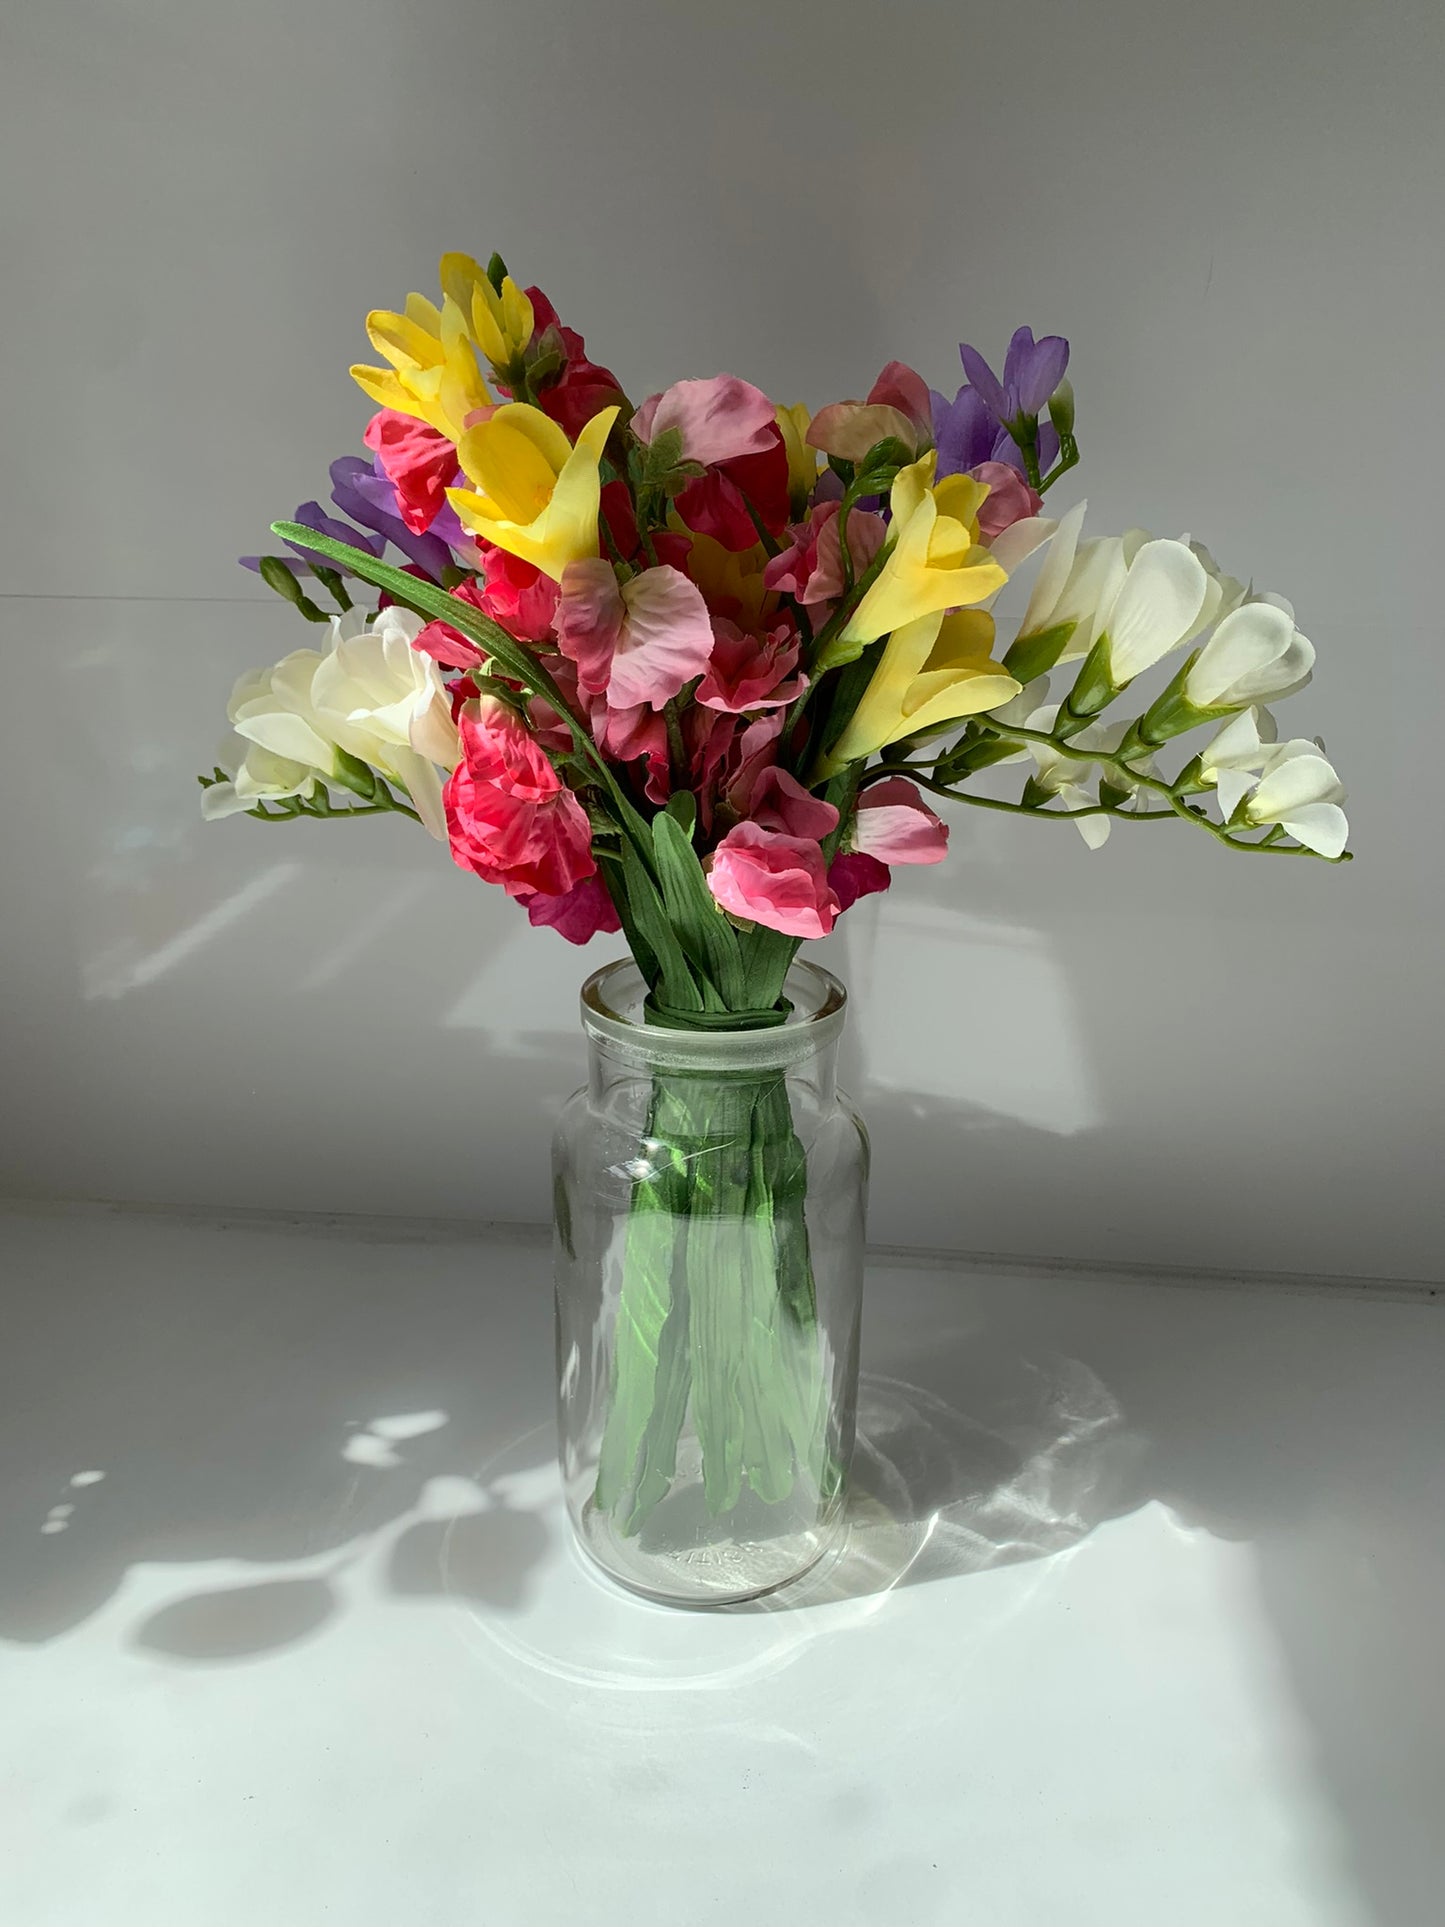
651;811;743;1009
663;790;697;838
620;838;704;1013
485;251;509;294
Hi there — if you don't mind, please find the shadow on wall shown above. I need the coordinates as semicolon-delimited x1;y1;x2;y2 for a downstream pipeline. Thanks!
2;1202;1442;1924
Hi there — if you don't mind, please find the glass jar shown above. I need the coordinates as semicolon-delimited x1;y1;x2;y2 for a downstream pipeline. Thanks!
552;959;869;1606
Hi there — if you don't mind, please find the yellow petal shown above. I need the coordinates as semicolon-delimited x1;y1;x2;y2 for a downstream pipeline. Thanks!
490;401;573;473
366;309;443;372
403;291;443;336
350;363;416;417
438;252;487;316
457;418;561;523
828;614;944;765
932;472;989;536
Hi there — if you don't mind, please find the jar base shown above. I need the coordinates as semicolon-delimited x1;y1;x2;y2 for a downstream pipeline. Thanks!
573;1492;845;1608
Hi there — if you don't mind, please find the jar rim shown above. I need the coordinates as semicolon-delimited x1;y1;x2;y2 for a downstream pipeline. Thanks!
580;957;847;1070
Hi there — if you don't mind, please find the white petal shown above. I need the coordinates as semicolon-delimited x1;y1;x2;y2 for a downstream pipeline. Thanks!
200;782;246;820
1104;540;1209;683
1075;811;1112;850
388;749;448;841
1019;499;1086;636
988;514;1058;575
1278;802;1349;858
1186;601;1296;707
1201;705;1276;777
1214;768;1255;820
1054;538;1127;660
1250;749;1346;817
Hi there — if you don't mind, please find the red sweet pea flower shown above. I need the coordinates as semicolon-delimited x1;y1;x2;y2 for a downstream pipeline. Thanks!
363;410;461;535
525;286;629;442
445;698;595;900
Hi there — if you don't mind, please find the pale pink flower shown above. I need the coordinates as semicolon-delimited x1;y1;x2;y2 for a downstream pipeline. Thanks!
630;374;779;468
852;777;950;864
971;461;1044;543
556;559;714;710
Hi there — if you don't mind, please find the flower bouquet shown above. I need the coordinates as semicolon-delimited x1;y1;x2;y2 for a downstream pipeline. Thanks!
204;252;1348;1600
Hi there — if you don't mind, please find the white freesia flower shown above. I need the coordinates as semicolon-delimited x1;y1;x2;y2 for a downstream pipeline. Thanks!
1103;538;1211;684
1014;502;1134;663
1235;740;1349;857
1199;706;1279;816
310;608;460;839
1180;539;1248;647
1185;598;1315;708
201;732;323;820
228;649;344;779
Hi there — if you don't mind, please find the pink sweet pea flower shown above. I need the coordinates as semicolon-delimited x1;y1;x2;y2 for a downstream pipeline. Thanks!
807;361;935;464
853;777;949;864
556;559;714;711
747;765;839;841
971;461;1044;544
590;694;671;802
631;375;778;468
521;873;621;944
444;697;595;899
697;618;806;713
765;501;889;607
828;850;891;912
363;410;461;535
707;821;840;939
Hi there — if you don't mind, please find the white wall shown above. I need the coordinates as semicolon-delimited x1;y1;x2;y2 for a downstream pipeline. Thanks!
4;0;1441;1281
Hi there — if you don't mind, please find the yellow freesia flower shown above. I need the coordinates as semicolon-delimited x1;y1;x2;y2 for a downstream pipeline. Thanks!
351;285;493;445
842;454;1008;644
775;403;818;516
819;609;1021;773
448;402;621;581
438;252;536;373
681;532;776;630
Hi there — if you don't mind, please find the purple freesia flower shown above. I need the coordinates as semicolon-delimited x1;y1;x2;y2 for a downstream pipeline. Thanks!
931;384;1059;482
327;456;456;581
958;327;1070;432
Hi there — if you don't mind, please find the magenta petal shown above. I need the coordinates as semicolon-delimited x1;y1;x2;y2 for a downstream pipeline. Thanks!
523;875;622;944
555;558;624;697
829;851;891;912
608;564;716;711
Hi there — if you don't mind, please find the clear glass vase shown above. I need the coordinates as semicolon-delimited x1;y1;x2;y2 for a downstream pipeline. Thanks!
552;958;869;1606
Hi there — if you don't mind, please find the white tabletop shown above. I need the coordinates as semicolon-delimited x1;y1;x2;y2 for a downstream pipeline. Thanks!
1;1204;1440;1927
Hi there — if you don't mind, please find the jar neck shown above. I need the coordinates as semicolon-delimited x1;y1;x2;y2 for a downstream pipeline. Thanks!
587;1031;840;1104
579;958;848;1106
